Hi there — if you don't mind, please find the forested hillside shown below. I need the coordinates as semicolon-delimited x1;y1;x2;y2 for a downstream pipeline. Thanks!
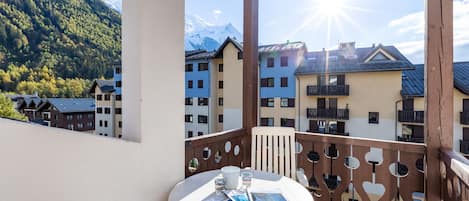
0;0;121;97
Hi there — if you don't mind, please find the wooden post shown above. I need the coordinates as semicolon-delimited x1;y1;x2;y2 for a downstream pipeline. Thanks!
243;0;259;167
425;0;453;200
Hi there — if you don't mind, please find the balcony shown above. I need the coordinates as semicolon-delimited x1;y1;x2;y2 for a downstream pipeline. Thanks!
397;136;425;143
461;140;469;155
398;110;425;123
306;129;349;136
306;85;350;96
307;108;349;120
460;111;469;125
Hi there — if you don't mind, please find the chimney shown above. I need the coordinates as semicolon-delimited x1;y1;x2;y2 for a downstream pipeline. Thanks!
372;43;376;48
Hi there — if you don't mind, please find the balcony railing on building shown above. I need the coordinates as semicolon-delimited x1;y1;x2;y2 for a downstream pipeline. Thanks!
306;85;350;96
397;135;425;143
307;108;349;120
398;110;424;123
460;111;469;125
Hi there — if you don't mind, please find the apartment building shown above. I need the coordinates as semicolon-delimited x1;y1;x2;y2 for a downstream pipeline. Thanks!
89;79;121;138
113;62;123;137
296;43;414;140
36;98;95;132
400;62;469;155
258;42;307;128
184;38;244;138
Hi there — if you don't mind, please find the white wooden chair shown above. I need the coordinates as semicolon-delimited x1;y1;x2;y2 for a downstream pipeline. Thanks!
251;126;296;179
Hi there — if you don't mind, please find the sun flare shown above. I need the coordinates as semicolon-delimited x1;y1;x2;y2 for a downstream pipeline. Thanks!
316;0;345;18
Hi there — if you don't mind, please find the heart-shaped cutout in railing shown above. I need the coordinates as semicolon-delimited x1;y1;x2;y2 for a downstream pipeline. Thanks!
363;181;385;201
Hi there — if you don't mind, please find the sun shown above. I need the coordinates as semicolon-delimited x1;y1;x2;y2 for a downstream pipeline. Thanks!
316;0;345;18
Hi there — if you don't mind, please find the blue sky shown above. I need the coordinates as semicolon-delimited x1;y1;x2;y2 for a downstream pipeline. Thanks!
186;0;469;63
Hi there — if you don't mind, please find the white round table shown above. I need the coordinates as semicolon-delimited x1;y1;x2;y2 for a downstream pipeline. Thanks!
168;169;313;201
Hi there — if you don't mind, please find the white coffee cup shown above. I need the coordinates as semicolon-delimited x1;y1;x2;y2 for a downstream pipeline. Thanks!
221;166;240;189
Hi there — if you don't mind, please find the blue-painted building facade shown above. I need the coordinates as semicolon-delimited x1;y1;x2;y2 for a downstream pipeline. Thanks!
185;51;214;98
259;42;307;99
113;62;122;96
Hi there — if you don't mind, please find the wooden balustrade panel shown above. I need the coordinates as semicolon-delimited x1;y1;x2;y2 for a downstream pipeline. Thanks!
441;149;469;201
185;129;247;177
296;132;425;201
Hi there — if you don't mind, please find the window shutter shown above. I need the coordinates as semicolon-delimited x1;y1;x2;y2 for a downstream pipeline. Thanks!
288;98;295;107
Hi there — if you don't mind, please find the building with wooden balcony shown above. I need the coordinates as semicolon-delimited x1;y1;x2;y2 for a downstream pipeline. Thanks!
400;62;469;153
36;98;95;132
296;42;414;139
16;95;44;122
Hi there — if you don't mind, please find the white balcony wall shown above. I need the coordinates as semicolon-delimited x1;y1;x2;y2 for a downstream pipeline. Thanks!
0;0;185;200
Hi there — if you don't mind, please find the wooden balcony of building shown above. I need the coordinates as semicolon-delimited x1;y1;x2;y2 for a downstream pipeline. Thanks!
307;108;349;120
398;110;425;123
306;85;350;96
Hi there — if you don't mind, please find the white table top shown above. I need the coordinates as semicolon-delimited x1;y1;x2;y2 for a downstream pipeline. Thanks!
168;169;313;201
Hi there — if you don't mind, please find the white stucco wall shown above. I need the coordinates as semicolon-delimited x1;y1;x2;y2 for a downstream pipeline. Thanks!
0;0;185;200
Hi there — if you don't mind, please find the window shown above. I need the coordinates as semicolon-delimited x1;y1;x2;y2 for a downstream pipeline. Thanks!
115;108;122;114
87;114;93;118
87;122;93;128
116;95;122;101
267;57;274;67
218;97;223;106
198;132;203;136
260;118;274;126
188;131;193;138
198;63;208;71
115;67;121;74
280;98;295;107
188;80;193;88
318;75;327;86
219;81;223;89
104;134;108;136
77;114;83;120
185;64;193;72
66;115;73;120
237;52;243;60
97;107;103;114
185;115;193;123
198;115;208;124
104;121;108;127
260;78;274;87
280;56;288;66
104;94;110;101
218;114;223;123
185;97;193;105
198;98;209;106
280;77;288;87
219;64;223;72
369;112;379;124
67;124;74;130
260;98;275;107
77;123;84;129
99;120;103;127
329;75;338;85
105;108;111;114
118;135;122;138
198;80;204;88
116;81;122;88
118;121;122;128
281;118;295;127
97;95;103;100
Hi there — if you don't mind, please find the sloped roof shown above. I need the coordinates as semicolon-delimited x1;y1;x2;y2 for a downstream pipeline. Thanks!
295;45;414;75
89;79;115;94
17;96;43;109
185;50;206;57
258;41;306;53
38;98;95;113
402;62;469;97
214;37;243;58
185;50;216;61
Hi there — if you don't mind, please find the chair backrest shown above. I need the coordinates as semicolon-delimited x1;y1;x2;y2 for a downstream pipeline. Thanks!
251;126;296;179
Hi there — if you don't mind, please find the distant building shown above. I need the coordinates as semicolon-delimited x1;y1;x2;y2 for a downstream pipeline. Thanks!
36;98;95;132
113;62;123;137
89;79;121;138
6;93;39;112
16;95;44;122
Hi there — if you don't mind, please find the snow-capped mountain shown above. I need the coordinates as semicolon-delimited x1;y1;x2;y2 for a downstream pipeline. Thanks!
101;0;242;51
185;15;242;51
101;0;122;12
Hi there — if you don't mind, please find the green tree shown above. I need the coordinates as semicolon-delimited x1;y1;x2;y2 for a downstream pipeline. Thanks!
0;93;27;121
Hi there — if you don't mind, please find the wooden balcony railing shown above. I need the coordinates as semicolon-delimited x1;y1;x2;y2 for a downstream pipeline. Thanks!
307;85;350;96
296;132;425;201
460;111;469;125
307;108;349;120
440;149;469;201
398;110;425;123
185;128;249;177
